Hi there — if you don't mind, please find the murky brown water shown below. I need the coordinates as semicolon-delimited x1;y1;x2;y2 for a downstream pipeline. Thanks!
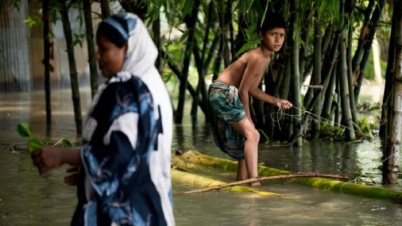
1;89;402;226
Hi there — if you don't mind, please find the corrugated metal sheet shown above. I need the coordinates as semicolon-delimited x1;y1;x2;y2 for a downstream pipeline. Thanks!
28;0;46;90
0;1;31;92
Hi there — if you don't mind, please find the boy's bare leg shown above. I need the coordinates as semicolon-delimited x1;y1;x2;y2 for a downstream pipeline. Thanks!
237;159;247;180
230;118;261;186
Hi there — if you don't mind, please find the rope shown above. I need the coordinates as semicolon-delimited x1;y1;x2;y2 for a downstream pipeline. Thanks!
269;105;399;186
270;106;370;139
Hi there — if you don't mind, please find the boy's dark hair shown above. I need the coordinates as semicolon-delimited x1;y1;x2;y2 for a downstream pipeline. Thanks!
258;12;287;34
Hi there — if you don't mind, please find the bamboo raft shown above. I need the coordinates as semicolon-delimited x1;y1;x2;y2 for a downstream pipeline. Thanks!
171;150;402;203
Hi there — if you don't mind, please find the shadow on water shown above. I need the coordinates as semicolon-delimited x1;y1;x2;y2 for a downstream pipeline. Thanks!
1;89;402;225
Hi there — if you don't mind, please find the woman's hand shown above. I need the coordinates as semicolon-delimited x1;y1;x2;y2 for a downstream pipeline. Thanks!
64;166;80;186
31;146;64;175
275;99;293;110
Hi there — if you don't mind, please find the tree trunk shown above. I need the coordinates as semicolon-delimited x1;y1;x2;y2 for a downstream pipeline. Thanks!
380;8;397;152
83;0;98;99
217;0;230;67
310;17;322;139
317;23;335;100
42;0;51;124
175;0;200;124
212;36;223;81
354;0;385;103
346;16;358;129
161;50;207;115
99;0;110;18
119;0;148;21
290;0;302;146
299;11;311;79
383;0;402;184
351;0;375;84
322;59;337;120
59;2;82;135
304;23;334;109
190;1;214;126
191;48;206;126
339;29;355;141
152;16;162;72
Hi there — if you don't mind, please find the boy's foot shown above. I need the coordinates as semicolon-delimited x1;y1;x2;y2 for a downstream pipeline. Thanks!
250;181;261;187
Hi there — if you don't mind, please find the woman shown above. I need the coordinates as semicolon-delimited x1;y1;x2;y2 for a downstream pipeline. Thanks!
31;13;175;226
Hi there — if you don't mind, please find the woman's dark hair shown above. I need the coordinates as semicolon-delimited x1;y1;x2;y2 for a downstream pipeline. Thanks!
258;12;287;34
96;15;129;48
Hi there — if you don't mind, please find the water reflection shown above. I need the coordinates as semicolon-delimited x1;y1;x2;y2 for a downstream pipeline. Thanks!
1;89;402;225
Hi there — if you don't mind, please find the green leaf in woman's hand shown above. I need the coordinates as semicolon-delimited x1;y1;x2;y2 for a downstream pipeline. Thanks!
17;123;32;138
27;137;45;153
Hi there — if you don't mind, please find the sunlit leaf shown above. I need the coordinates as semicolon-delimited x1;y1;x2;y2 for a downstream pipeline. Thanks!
58;139;73;147
17;123;32;138
51;10;58;23
180;30;189;42
182;0;194;17
23;16;42;31
27;137;45;152
163;71;175;83
10;147;18;154
235;40;259;57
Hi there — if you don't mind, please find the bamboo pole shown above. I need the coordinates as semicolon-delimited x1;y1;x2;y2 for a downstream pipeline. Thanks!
184;173;348;194
181;150;402;203
171;169;287;198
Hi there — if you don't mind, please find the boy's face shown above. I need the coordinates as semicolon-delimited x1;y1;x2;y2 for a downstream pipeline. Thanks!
259;28;286;52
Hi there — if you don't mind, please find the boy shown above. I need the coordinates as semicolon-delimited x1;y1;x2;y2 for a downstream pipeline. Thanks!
208;13;292;186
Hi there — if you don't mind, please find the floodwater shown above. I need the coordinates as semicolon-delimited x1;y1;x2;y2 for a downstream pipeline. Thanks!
1;88;402;226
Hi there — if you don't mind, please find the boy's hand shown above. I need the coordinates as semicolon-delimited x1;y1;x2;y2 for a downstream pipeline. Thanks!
31;146;64;175
275;99;293;110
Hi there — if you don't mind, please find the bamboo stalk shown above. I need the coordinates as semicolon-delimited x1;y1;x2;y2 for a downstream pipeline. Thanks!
181;150;402;203
171;169;287;198
184;172;348;194
302;85;323;89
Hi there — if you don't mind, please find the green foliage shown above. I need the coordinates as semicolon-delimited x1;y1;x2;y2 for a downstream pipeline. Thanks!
235;40;259;57
0;0;20;10
181;0;194;17
72;33;87;48
364;50;387;80
17;123;32;138
319;121;346;141
162;71;175;83
357;117;375;137
16;123;72;153
24;15;42;30
27;137;50;152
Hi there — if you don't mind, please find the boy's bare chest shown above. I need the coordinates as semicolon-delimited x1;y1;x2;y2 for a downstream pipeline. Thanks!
255;61;270;77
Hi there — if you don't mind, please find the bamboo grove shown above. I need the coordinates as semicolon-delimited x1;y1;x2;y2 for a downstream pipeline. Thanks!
3;0;402;183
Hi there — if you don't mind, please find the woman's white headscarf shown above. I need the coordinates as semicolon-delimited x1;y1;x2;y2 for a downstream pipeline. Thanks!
102;13;158;78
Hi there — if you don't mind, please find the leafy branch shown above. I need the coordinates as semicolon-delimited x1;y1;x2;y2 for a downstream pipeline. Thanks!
16;123;72;153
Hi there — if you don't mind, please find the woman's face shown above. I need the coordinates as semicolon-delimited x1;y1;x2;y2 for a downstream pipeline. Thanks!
96;32;127;78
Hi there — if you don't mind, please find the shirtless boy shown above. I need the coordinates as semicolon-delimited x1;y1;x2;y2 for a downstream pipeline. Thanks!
208;13;292;186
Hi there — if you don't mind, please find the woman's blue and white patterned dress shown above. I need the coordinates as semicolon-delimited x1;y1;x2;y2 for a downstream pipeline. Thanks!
71;13;174;226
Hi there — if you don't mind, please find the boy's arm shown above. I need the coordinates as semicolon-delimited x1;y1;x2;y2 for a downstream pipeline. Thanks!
249;80;279;105
238;55;261;119
249;76;293;109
